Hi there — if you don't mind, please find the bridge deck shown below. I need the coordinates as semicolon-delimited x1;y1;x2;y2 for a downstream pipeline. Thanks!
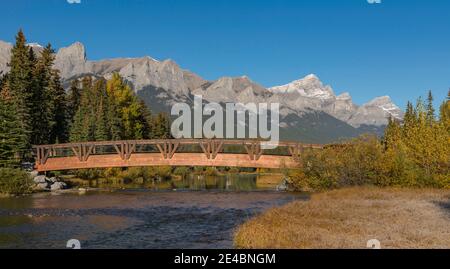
33;139;323;172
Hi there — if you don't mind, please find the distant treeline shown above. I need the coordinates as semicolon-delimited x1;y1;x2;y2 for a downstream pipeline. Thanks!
0;30;171;168
291;91;450;190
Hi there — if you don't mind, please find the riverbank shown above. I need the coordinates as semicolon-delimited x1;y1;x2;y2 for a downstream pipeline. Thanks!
234;187;450;249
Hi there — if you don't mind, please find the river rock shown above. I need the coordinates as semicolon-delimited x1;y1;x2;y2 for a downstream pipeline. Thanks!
48;177;59;183
33;175;47;184
276;178;289;191
50;182;67;191
35;182;50;191
29;170;39;178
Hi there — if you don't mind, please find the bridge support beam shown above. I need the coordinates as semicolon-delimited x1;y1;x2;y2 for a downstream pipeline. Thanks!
72;143;95;162
114;141;136;160
244;142;263;161
156;141;179;159
199;140;224;159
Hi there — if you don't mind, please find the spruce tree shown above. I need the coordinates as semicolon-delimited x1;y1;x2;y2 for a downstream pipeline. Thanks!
0;98;27;167
48;69;69;143
31;44;54;145
383;116;402;150
426;90;435;125
439;90;450;131
7;30;34;153
152;112;171;139
67;79;82;124
94;98;109;141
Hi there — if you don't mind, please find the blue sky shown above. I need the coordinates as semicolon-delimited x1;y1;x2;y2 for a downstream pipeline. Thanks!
1;0;449;107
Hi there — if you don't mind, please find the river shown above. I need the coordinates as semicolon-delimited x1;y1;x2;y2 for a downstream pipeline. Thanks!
0;174;307;249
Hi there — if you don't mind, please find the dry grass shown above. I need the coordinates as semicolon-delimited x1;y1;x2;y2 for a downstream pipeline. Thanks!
234;187;450;249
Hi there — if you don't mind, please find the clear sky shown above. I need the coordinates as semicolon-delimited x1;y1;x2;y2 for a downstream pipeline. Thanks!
1;0;449;108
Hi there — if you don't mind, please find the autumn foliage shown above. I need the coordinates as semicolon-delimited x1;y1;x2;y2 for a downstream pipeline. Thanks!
291;91;450;190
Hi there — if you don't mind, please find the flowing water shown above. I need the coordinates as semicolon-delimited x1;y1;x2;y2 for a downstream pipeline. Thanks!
0;174;307;249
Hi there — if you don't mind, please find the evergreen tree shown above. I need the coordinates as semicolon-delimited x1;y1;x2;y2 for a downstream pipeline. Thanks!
94;97;109;141
426;90;435;125
6;30;34;153
48;69;69;143
0;98;27;167
67;79;82;124
152;112;171;139
31;44;54;145
439;90;450;131
383;116;402;150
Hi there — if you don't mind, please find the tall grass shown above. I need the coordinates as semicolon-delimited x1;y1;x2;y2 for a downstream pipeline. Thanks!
0;168;32;195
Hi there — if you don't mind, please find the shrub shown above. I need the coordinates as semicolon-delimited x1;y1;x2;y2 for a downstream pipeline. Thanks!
228;167;240;174
205;167;218;176
193;166;205;174
173;167;191;177
73;169;104;180
0;168;32;195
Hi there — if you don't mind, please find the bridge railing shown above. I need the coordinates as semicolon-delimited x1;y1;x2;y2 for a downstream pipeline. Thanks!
32;139;324;166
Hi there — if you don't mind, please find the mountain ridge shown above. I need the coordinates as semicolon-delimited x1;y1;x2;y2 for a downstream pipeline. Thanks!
0;40;404;142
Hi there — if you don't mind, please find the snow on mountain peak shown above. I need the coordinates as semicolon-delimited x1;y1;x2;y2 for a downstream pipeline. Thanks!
27;43;43;48
269;74;334;99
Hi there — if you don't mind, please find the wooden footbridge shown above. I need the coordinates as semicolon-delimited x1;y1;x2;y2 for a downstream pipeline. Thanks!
33;139;323;172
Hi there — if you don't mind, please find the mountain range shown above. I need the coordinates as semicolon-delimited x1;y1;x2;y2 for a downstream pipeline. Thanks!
0;40;404;143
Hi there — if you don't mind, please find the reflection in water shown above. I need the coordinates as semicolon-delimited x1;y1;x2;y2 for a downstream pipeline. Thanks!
84;174;278;191
0;174;307;249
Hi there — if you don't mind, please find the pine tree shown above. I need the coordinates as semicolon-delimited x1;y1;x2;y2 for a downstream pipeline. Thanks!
383;116;402;150
31;44;54;145
438;90;450;133
7;30;34;153
94;97;109;141
426;90;435;125
152;112;171;139
67;79;82;123
48;69;69;143
0;98;27;167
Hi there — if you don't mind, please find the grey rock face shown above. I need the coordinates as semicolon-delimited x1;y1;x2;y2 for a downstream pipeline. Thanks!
54;42;91;79
193;76;270;104
268;75;402;127
0;41;12;75
347;96;403;127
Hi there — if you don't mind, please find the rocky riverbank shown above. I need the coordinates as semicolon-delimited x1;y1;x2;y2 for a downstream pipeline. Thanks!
31;174;69;192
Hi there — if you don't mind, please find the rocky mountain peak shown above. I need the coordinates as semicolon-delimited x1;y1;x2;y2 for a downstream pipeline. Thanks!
54;42;89;79
269;74;335;100
347;96;403;127
336;92;352;100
